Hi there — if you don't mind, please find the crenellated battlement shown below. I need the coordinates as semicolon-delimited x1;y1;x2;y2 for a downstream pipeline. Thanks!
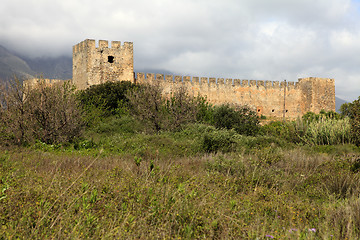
72;39;133;54
135;73;300;90
134;72;335;118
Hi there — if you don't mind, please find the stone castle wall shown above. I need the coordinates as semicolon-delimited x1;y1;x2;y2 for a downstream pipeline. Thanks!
72;39;134;90
136;73;335;119
23;78;68;89
24;39;335;119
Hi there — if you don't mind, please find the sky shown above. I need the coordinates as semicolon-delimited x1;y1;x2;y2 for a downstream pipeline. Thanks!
1;0;360;101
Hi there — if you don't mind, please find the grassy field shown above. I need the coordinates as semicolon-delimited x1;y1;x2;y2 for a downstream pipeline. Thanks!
1;118;360;239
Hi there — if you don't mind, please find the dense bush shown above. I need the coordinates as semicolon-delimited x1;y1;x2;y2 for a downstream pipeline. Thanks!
340;98;360;146
0;78;84;145
201;128;238;153
77;81;137;116
211;104;260;136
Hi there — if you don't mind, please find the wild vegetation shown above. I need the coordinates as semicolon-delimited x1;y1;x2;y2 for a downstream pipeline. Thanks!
1;79;360;239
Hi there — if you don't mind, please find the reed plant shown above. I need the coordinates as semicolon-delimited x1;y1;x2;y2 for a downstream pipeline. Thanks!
299;116;351;145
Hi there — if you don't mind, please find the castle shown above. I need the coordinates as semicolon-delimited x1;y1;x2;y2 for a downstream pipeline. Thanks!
27;39;336;119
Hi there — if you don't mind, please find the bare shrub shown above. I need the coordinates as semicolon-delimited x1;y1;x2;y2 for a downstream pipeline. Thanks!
127;82;200;132
127;82;165;132
0;77;33;144
164;85;200;129
0;78;84;145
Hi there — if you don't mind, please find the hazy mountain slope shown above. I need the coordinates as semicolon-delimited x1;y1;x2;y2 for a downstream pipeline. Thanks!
24;56;72;79
335;96;348;113
0;45;34;82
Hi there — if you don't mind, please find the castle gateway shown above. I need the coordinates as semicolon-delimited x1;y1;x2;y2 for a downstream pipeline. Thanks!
71;39;335;119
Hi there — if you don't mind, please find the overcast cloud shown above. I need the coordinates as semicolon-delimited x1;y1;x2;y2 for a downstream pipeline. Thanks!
1;0;359;101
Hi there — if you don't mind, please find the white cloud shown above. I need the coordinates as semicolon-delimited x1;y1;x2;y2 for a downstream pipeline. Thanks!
0;0;359;100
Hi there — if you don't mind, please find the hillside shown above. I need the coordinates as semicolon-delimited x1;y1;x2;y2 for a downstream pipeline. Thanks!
335;96;348;112
0;45;34;81
0;44;72;83
23;55;72;80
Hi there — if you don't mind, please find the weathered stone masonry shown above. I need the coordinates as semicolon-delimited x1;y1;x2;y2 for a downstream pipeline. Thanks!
135;74;335;119
72;39;133;90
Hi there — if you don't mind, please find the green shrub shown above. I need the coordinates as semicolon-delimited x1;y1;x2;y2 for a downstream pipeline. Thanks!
345;97;360;146
261;121;290;138
78;81;137;117
93;115;143;135
201;128;238;153
194;95;214;124
211;104;259;136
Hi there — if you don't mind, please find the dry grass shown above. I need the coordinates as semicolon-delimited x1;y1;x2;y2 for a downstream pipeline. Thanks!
1;143;360;239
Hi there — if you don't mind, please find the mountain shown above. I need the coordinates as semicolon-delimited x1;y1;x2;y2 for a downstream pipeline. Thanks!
23;56;72;80
335;96;348;113
0;44;72;84
0;45;34;82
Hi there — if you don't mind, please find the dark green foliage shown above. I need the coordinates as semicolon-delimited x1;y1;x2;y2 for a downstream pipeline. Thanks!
211;104;259;136
260;120;303;144
93;115;143;135
194;95;214;123
302;110;343;122
77;81;137;116
348;98;360;146
350;159;360;173
338;97;360;146
340;102;353;118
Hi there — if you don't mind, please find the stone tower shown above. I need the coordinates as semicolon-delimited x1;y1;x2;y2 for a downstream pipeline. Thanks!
72;39;134;90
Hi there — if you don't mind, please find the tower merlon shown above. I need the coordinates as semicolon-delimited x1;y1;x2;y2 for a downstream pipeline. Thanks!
99;40;109;49
111;41;121;49
233;79;241;86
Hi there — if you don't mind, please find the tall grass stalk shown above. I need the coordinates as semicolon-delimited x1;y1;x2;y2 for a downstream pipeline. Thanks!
299;117;351;145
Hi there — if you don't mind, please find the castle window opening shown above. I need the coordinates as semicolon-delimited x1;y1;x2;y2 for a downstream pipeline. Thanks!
108;56;114;63
286;110;288;113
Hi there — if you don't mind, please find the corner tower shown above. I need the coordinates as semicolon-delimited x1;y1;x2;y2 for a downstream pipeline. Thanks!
72;39;134;90
298;77;335;113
